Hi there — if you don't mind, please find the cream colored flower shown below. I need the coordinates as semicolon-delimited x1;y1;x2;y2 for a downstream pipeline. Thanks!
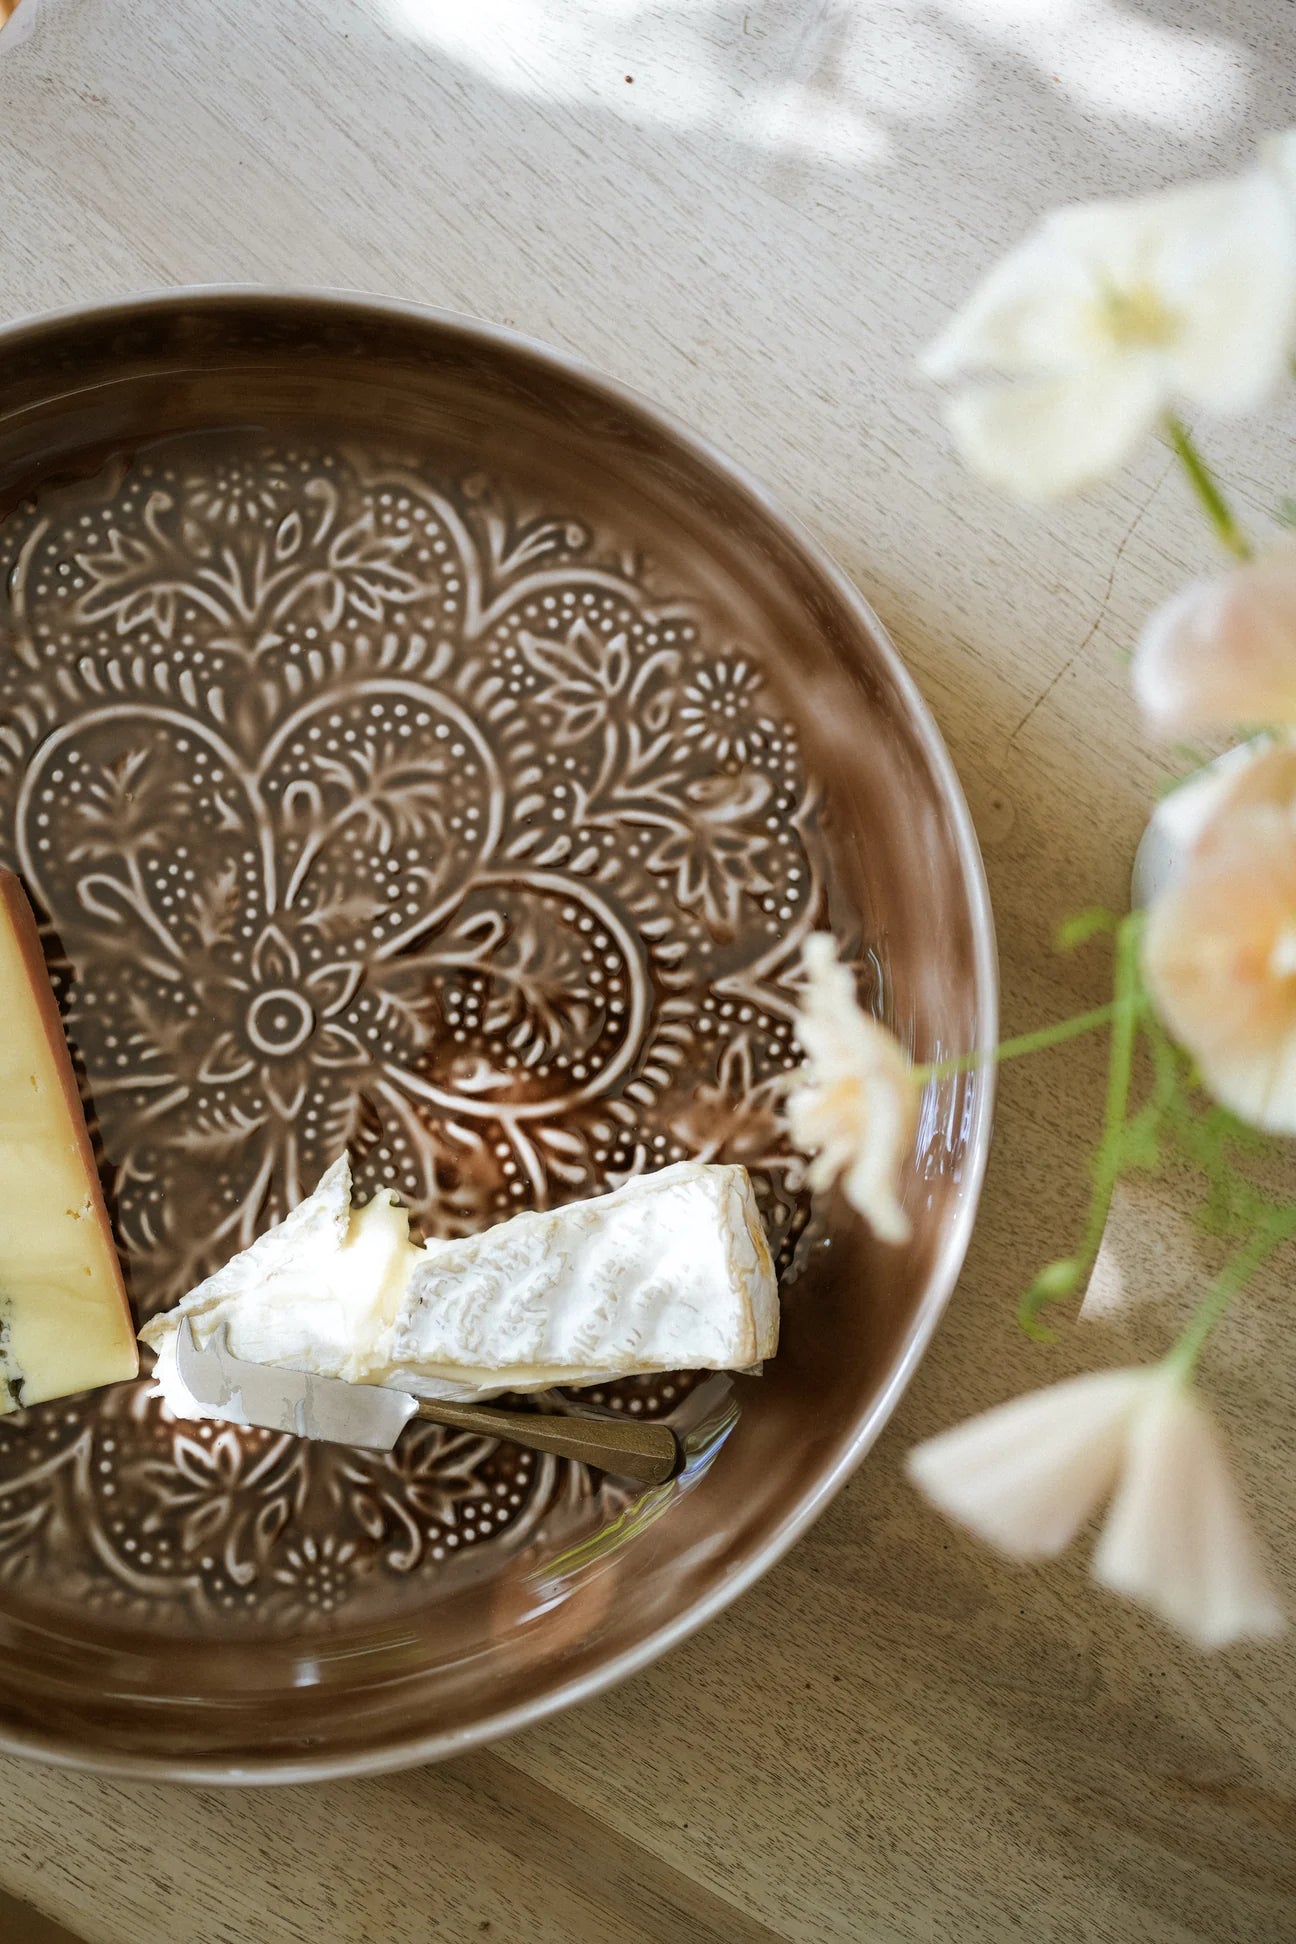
1093;1377;1285;1649
1143;797;1296;1132
1135;738;1296;905
908;1368;1284;1648
1134;541;1296;739
922;161;1296;500
907;1370;1146;1556
1263;129;1296;220
786;932;919;1244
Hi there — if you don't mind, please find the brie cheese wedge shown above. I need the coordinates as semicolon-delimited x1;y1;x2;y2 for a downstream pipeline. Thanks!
142;1158;778;1414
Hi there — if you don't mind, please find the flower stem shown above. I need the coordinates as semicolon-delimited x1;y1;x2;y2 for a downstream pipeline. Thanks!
1166;1205;1296;1379
1077;912;1143;1272
917;1000;1128;1083
1018;913;1144;1339
1163;413;1252;561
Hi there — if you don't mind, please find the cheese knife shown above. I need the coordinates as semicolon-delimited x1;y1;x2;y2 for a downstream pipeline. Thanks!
175;1319;683;1485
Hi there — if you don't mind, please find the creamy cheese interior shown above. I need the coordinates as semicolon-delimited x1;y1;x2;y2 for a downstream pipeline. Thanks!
0;871;138;1412
142;1157;778;1411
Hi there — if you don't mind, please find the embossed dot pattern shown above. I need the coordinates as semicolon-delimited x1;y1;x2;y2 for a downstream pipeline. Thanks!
0;433;839;1632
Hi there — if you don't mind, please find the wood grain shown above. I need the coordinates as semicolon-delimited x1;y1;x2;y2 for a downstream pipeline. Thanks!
0;0;1294;1939
0;1888;79;1944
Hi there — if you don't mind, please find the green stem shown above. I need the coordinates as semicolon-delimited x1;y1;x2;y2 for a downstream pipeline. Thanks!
1166;1205;1296;1379
1018;914;1146;1340
917;1000;1129;1084
1163;413;1252;561
1075;912;1143;1278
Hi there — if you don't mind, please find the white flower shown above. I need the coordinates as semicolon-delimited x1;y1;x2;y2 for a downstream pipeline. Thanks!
1092;1377;1285;1650
908;1368;1284;1648
786;932;919;1244
922;157;1296;500
1134;541;1296;739
1143;794;1296;1133
908;1370;1146;1556
1263;129;1296;216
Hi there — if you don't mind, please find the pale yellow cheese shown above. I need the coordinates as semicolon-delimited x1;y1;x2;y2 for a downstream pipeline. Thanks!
0;870;138;1411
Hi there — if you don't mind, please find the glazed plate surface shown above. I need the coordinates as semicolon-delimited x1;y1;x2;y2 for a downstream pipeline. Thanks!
0;293;995;1778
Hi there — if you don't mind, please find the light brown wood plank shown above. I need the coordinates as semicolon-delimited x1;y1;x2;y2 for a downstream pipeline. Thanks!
0;1748;783;1944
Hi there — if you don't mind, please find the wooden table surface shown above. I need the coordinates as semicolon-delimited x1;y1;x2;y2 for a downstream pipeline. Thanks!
1;1;1294;1939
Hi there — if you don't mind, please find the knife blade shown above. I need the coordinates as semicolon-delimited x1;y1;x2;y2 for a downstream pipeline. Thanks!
173;1319;684;1482
177;1319;420;1449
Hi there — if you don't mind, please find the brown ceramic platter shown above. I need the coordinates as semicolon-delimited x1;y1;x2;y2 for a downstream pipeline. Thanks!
0;292;996;1780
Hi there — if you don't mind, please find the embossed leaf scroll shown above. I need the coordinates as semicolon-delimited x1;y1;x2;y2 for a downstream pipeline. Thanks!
0;435;834;1630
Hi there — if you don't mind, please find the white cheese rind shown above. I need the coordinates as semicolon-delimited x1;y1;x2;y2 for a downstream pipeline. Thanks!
142;1159;778;1408
386;1164;777;1396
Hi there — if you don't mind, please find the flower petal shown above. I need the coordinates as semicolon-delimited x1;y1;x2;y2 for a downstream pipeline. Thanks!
197;1030;255;1086
1143;805;1296;1132
944;362;1163;501
264;1066;309;1120
788;933;919;1244
1092;1378;1285;1649
920;222;1100;380
1134;544;1296;738
313;1023;367;1070
251;922;301;985
1152;173;1296;415
1133;737;1296;905
907;1370;1149;1558
306;958;365;1017
1262;127;1296;204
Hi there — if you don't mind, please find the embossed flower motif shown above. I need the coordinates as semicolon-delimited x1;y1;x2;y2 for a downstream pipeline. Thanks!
134;1427;306;1586
335;1427;496;1571
70;749;194;860
197;921;368;1122
185;457;295;529
527;620;635;742
669;1031;785;1169
644;770;774;938
526;619;676;743
0;439;841;1629
272;1532;361;1620
678;657;766;765
75;478;427;649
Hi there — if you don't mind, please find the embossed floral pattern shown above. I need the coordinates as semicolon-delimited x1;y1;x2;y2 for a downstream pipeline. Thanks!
133;1424;308;1585
0;435;834;1631
272;1533;362;1625
679;656;769;765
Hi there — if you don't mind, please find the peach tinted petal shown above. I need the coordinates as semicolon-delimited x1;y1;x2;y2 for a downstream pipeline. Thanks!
1134;545;1296;739
1093;1378;1285;1649
789;933;919;1244
1143;804;1296;1132
907;1371;1148;1558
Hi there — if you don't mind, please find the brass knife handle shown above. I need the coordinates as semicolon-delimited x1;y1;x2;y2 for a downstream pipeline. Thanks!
413;1397;683;1486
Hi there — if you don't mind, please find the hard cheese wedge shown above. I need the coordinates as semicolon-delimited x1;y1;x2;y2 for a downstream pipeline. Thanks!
143;1156;777;1411
0;870;137;1411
